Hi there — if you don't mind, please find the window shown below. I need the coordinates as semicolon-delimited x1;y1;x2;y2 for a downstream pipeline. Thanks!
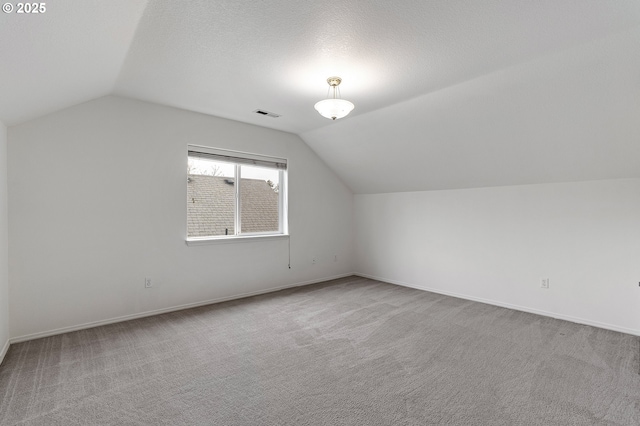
187;145;287;241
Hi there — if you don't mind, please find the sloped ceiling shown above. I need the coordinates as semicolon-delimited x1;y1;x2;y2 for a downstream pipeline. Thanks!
1;0;640;193
303;28;640;193
0;0;148;125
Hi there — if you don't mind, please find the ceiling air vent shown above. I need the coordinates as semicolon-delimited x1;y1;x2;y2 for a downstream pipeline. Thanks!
253;109;281;118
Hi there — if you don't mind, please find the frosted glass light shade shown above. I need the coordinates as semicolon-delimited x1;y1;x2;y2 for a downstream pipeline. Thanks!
314;98;355;120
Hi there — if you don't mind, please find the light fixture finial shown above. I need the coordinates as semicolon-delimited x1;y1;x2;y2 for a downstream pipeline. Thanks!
327;77;342;87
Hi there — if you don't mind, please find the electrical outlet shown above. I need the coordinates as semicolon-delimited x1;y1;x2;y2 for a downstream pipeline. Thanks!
540;278;549;289
145;278;152;288
312;257;317;265
334;254;338;262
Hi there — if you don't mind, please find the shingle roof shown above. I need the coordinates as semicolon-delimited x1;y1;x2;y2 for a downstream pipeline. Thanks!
187;175;279;237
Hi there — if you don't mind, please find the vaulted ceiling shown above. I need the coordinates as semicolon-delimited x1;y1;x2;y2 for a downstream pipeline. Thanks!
2;0;640;193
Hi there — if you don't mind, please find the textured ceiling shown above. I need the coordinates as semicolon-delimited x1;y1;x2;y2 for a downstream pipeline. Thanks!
2;0;640;193
0;0;148;125
302;27;640;193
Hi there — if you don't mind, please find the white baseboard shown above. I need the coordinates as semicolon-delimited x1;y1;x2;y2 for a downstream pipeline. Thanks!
355;272;640;337
10;273;354;344
15;272;633;345
0;338;9;366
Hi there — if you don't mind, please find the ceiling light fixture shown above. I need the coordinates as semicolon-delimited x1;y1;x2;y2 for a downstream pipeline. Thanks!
314;77;354;120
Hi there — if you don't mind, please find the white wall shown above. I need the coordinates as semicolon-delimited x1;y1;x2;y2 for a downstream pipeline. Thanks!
355;179;640;335
0;121;9;360
8;96;354;339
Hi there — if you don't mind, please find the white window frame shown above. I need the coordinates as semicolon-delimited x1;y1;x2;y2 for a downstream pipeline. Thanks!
186;145;288;245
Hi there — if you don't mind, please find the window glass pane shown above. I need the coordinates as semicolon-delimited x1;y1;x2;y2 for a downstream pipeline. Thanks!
187;157;235;237
240;165;280;234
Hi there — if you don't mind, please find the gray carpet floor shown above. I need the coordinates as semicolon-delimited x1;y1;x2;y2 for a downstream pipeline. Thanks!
0;276;638;425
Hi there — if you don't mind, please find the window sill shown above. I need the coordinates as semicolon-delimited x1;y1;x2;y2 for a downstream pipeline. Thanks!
186;234;289;246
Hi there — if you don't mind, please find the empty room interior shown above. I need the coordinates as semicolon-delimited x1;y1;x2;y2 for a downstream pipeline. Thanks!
1;1;639;424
